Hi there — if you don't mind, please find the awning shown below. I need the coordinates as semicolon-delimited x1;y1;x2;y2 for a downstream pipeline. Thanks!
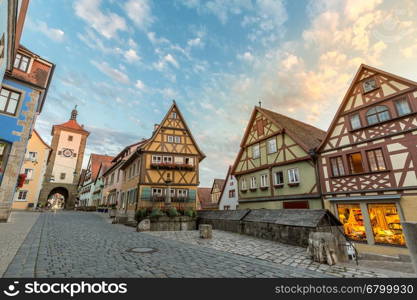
327;194;401;202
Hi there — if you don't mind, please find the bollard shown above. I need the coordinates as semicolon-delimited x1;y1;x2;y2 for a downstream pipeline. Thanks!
402;222;417;275
199;224;212;239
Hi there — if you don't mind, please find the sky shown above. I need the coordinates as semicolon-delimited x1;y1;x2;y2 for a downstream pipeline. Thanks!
22;0;417;187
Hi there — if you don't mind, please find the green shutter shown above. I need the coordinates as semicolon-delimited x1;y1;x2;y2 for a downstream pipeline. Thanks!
188;189;196;202
141;187;151;201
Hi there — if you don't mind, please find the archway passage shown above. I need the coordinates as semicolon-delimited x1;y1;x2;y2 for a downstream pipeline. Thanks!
46;187;69;210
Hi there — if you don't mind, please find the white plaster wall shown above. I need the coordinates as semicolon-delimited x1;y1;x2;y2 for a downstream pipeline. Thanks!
219;174;238;210
52;130;81;184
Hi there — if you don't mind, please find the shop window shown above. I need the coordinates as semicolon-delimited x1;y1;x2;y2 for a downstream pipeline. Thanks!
330;156;345;177
348;152;364;174
337;204;367;242
368;204;405;246
366;149;386;172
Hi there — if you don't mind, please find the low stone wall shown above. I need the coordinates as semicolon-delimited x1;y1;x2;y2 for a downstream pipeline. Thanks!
197;209;344;248
150;216;196;231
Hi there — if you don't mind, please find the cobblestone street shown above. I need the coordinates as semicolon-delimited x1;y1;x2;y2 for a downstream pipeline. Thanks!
1;211;413;278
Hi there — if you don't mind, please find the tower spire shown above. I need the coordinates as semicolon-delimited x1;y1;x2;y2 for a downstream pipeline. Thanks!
70;105;78;120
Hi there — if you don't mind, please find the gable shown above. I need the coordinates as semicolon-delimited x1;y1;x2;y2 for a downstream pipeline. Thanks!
244;111;281;146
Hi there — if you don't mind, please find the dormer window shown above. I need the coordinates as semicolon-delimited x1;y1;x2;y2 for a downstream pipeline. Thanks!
366;105;390;125
362;78;377;93
14;53;30;72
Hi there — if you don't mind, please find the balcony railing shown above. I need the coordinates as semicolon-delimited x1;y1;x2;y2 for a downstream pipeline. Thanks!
150;162;195;171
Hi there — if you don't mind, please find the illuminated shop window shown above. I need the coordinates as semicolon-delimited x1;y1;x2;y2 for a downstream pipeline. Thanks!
337;204;367;242
368;203;405;246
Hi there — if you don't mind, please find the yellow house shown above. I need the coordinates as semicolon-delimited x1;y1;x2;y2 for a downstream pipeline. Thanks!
12;130;51;210
117;101;205;220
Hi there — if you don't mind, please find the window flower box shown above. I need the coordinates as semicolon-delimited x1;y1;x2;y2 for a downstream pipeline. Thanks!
260;186;269;190
249;187;257;192
288;182;300;187
273;184;284;188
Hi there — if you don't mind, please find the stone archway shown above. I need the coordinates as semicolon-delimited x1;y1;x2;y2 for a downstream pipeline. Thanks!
39;182;78;210
47;187;69;210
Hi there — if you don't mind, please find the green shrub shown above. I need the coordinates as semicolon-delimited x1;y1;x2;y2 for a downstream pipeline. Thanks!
184;209;196;218
150;208;165;218
166;207;179;217
135;208;148;222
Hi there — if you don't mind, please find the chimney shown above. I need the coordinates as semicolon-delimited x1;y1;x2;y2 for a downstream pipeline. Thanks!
154;124;159;131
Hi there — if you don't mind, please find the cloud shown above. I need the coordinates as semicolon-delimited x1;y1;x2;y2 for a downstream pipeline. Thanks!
91;61;130;84
135;79;146;90
237;51;254;62
153;53;179;70
124;49;141;63
147;32;170;45
30;20;65;42
74;0;127;39
124;0;154;30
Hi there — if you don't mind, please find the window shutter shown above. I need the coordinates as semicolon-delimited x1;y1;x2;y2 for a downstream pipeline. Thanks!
188;189;196;202
141;187;151;201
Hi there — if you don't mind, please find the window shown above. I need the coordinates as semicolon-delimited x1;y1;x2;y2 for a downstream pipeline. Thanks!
350;114;361;130
250;177;257;189
274;171;284;185
152;188;163;196
337;204;367;242
241;179;247;190
174;136;181;143
330;156;345;177
224;205;230;210
14;53;30;72
288;168;300;184
229;190;235;198
167;136;174;143
178;189;188;198
395;98;411;116
60;173;66;180
260;174;269;187
267;139;277;153
17;190;28;201
27;151;37;161
152;155;162;164
252;144;260;159
366;149;386;172
24;168;33;180
366;105;390;125
68;135;73;141
367;204;405;246
348;152;364;174
185;157;194;165
163;156;172;163
362;78;378;93
0;87;21;115
171;112;177;119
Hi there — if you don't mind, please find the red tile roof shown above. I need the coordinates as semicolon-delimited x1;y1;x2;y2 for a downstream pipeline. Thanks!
53;119;89;134
90;154;114;182
198;187;216;210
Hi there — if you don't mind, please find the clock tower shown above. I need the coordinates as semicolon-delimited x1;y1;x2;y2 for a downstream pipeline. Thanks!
39;106;89;208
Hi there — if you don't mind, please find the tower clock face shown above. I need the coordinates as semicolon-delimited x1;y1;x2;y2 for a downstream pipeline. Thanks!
63;149;73;157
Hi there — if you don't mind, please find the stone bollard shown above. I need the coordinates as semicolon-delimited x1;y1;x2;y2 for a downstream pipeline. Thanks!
402;222;417;274
199;224;212;239
137;219;151;232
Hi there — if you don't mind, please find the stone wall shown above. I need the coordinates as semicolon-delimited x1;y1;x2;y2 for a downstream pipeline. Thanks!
197;209;344;248
149;216;196;231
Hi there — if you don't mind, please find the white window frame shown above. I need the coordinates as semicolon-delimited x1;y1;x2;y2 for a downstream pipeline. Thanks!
172;112;177;119
267;139;277;154
250;176;257;189
152;155;162;164
24;168;34;180
174;156;184;164
17;190;28;201
152;188;163;196
177;189;188;198
174;136;181;143
274;171;284;185
27;151;37;161
260;174;269;187
252;143;260;159
167;135;174;143
241;179;247;190
185;157;194;165
163;156;173;163
288;168;300;184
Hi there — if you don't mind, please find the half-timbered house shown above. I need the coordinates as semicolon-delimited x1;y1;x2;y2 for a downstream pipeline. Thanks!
232;106;325;209
117;101;205;220
318;64;417;253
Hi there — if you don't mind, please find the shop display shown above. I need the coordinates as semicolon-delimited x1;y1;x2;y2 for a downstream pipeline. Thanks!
368;203;405;246
337;204;367;242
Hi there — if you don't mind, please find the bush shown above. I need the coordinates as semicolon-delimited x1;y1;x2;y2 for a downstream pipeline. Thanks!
166;207;179;217
135;208;148;222
150;208;165;218
184;209;196;218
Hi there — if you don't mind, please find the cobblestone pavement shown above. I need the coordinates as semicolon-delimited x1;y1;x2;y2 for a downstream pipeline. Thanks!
0;211;40;277
4;212;336;278
146;230;415;278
